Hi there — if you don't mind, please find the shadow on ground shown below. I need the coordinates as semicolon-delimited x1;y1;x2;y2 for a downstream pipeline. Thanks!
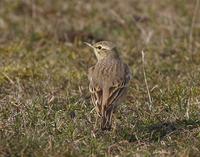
122;119;200;142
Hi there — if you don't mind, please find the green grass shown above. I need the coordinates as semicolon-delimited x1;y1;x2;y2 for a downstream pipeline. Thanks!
0;0;200;156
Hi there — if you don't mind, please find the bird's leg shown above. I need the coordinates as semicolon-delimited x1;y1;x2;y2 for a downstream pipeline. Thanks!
93;113;99;132
112;105;119;132
112;114;117;132
109;105;115;128
91;114;99;138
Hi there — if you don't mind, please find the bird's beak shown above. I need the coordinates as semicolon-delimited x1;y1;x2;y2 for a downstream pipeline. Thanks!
84;42;94;49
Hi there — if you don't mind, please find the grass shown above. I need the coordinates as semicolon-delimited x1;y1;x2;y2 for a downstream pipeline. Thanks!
0;0;200;156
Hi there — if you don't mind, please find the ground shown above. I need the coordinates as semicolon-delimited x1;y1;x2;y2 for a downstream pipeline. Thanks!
0;0;200;156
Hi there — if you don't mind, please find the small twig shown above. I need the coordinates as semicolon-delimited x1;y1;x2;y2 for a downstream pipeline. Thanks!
188;0;199;53
2;72;14;84
90;107;96;113
185;89;191;120
185;98;190;120
31;0;36;19
141;50;152;111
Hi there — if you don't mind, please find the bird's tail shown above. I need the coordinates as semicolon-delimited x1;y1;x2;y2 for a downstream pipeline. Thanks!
100;106;114;130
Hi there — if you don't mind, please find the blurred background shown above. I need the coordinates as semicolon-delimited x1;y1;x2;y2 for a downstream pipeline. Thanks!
0;0;199;49
0;0;200;156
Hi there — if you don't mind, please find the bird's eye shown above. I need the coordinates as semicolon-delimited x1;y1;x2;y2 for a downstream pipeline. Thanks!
97;46;102;49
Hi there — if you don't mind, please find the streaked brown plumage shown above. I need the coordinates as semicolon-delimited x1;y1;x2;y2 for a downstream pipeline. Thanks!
85;41;131;130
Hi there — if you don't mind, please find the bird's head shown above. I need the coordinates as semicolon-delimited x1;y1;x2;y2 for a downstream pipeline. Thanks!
85;41;118;61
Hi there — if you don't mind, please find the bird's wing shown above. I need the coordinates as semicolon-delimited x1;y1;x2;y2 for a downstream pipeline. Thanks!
104;79;127;111
103;63;131;111
100;65;131;129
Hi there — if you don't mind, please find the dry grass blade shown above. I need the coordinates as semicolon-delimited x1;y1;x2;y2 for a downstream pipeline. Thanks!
188;0;200;53
141;50;152;111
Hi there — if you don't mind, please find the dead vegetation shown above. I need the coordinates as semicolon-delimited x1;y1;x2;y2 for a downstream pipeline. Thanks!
0;0;200;156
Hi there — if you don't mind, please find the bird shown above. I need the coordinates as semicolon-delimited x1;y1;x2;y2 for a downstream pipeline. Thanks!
85;41;131;131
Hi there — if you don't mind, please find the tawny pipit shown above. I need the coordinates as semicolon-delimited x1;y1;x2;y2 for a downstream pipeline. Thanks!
85;41;131;130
